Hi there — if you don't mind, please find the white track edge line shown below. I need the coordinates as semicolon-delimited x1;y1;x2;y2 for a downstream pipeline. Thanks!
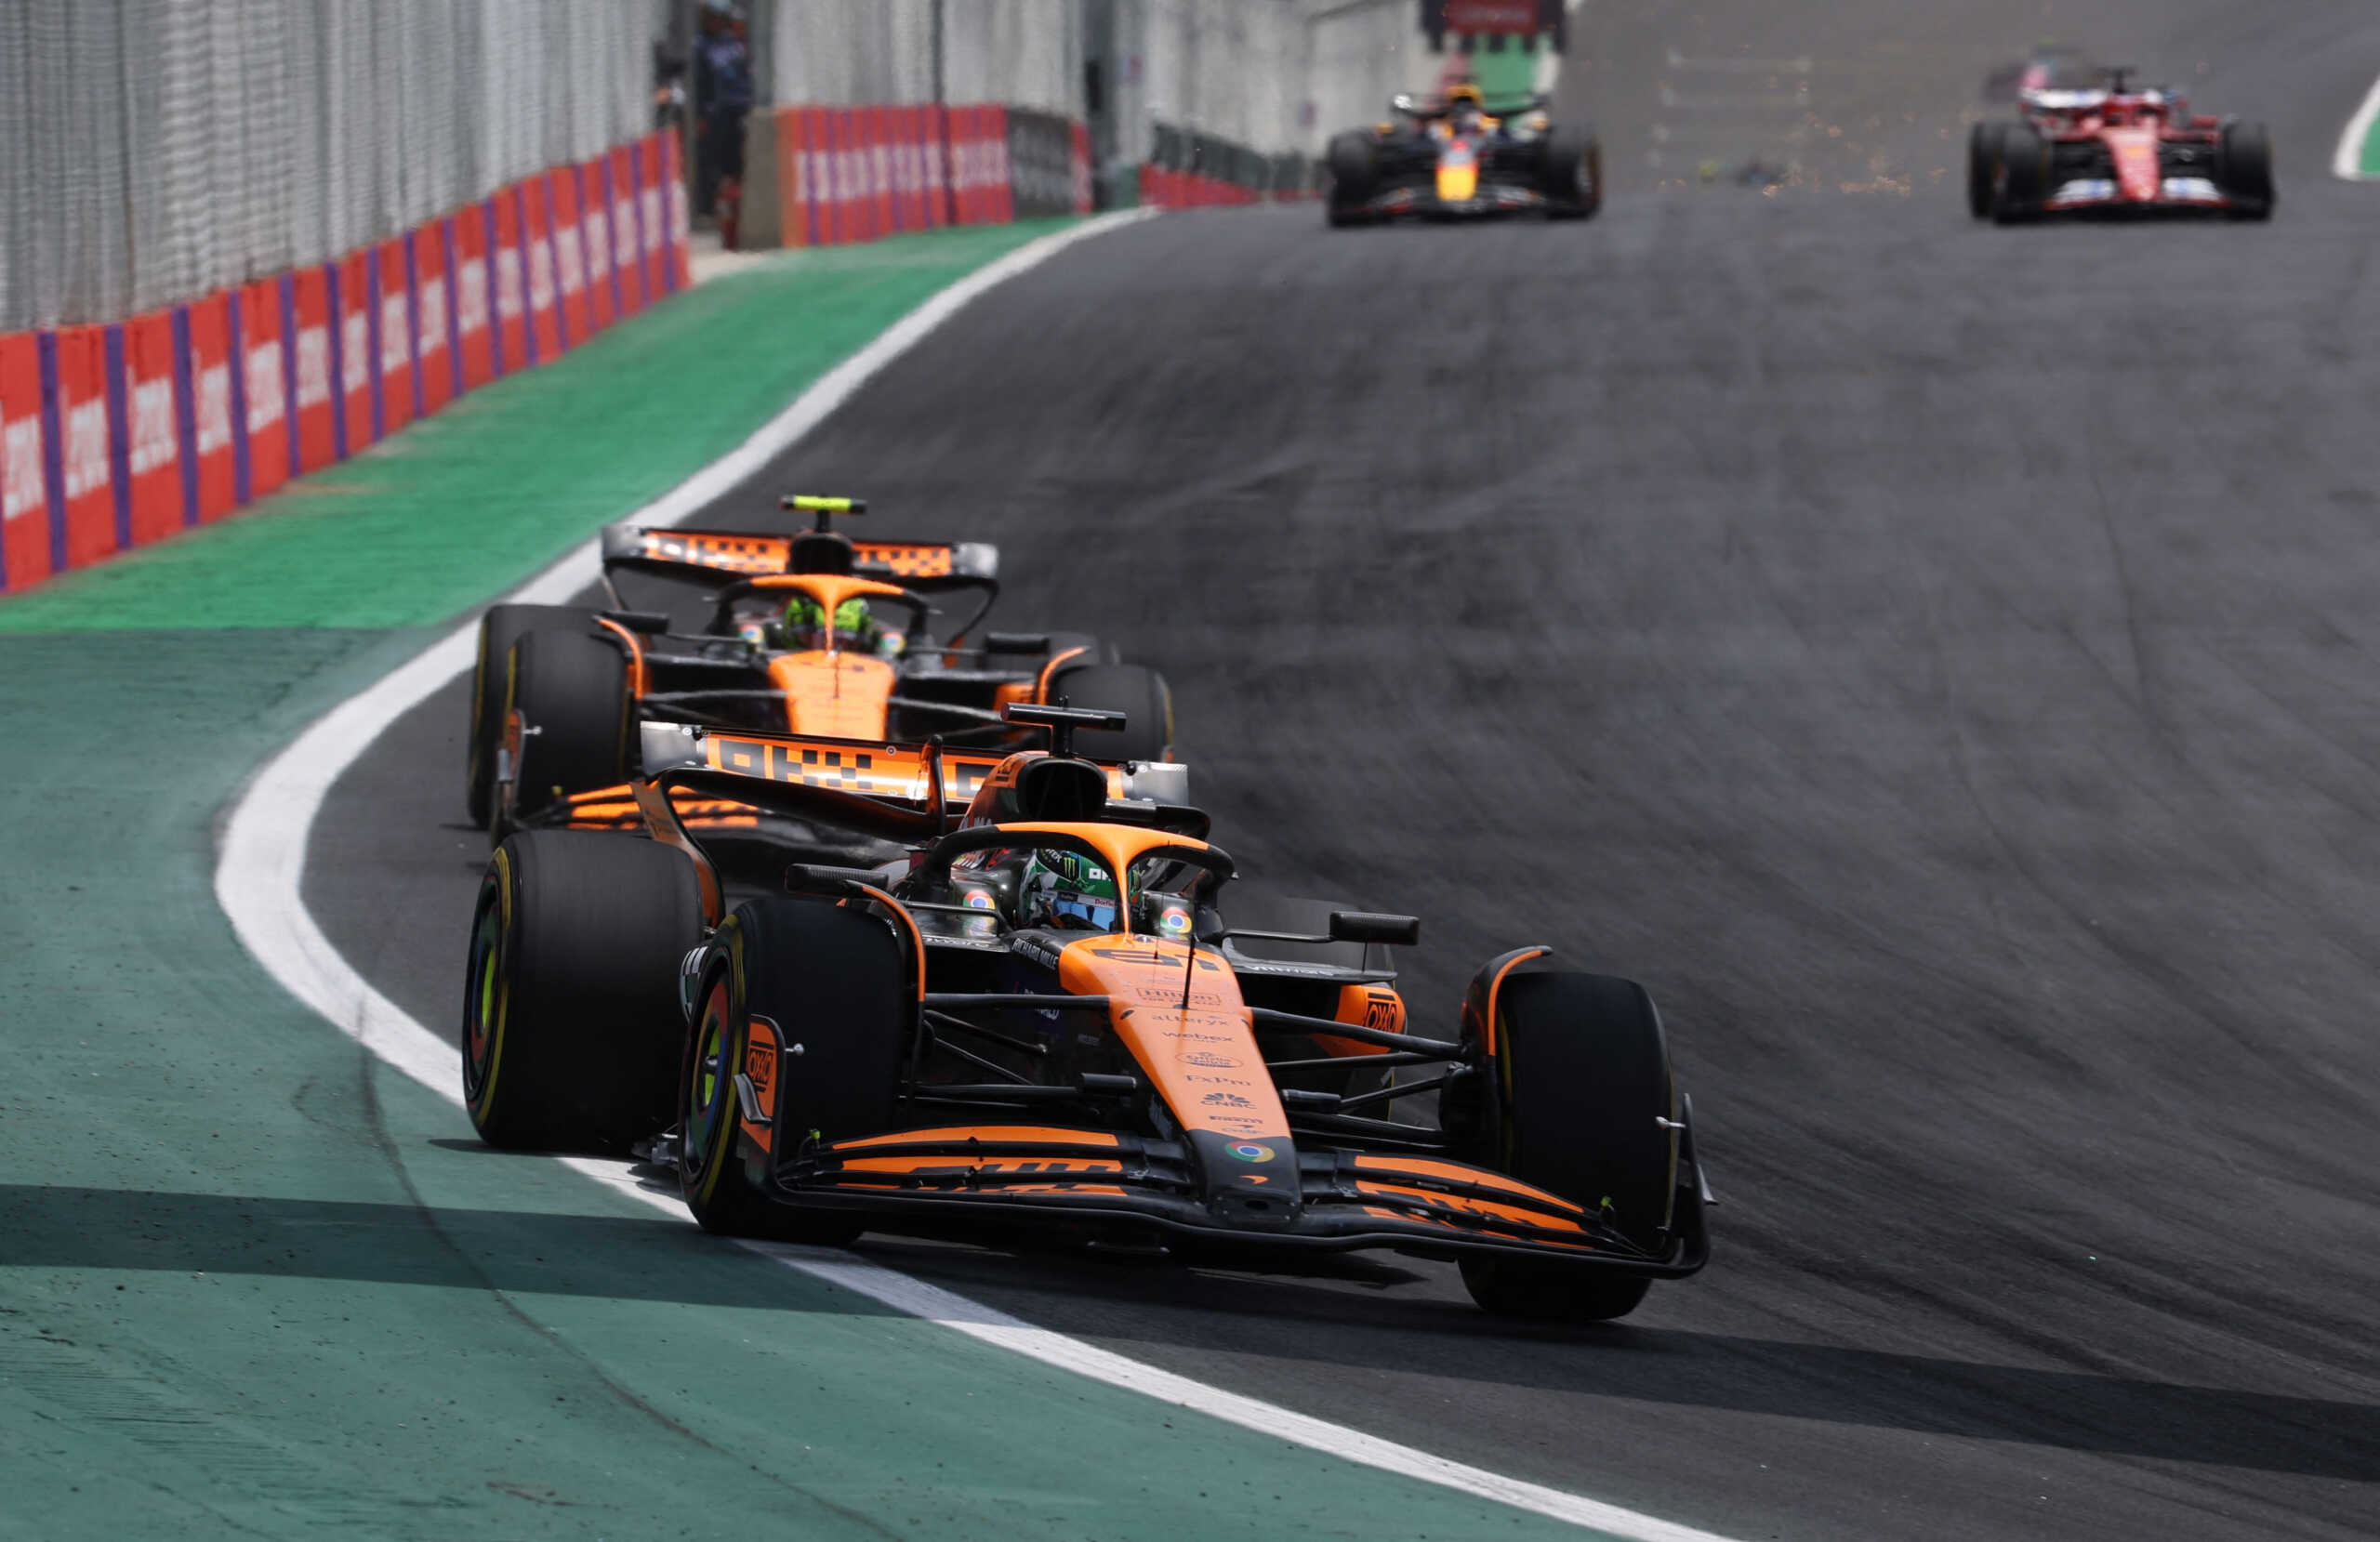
2334;71;2380;179
212;205;1744;1542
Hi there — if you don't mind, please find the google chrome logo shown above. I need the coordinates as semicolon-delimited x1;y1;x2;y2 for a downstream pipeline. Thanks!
1227;1142;1274;1162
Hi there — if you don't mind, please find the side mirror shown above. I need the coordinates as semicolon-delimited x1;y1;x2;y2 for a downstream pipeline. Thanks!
1390;93;1417;114
1329;911;1420;947
984;631;1052;655
601;609;671;634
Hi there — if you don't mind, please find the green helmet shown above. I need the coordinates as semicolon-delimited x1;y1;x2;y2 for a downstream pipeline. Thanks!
1022;850;1119;932
782;594;872;639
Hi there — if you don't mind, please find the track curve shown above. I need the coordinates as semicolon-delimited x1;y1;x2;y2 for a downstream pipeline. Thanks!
311;3;2380;1536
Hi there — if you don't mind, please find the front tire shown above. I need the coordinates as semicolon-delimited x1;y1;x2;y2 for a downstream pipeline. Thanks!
1966;121;2007;218
1540;127;1602;219
1326;131;1378;226
1991;123;2048;224
462;831;704;1153
1453;968;1679;1323
679;898;910;1241
2219;121;2274;220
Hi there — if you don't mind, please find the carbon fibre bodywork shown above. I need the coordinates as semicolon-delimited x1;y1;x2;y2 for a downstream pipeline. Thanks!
1326;96;1601;225
632;718;1711;1286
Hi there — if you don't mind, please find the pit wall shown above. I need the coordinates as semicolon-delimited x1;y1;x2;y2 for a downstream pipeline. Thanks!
0;133;691;597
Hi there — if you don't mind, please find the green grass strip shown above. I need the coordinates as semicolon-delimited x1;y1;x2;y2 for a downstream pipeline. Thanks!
0;221;1072;633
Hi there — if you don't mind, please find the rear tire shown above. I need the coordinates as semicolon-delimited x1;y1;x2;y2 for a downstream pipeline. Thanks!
2219;121;2274;220
1327;131;1377;225
462;832;704;1153
1966;121;2007;218
1049;663;1173;764
1456;969;1678;1323
503;628;630;827
679;898;909;1242
466;604;600;828
1540;127;1602;219
1991;123;2047;223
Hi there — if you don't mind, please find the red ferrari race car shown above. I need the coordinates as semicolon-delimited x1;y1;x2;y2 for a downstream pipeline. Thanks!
1968;70;2272;223
461;703;1712;1322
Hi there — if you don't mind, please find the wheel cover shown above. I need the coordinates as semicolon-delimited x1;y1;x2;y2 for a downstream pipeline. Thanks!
682;977;734;1187
461;876;507;1108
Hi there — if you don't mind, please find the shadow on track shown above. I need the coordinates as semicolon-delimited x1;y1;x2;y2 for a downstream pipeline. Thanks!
11;1180;2370;1482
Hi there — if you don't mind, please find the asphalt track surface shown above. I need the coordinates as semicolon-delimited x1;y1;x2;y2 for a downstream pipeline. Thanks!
314;3;2380;1537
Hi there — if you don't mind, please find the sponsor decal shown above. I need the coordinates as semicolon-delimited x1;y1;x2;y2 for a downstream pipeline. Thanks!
3;418;44;521
1202;1092;1253;1108
127;377;176;476
243;342;284;433
496;247;523;320
527;239;555;312
416;276;447;356
742;1037;777;1112
1225;1142;1275;1163
555;225;585;295
1183;1051;1238;1069
377;294;410;375
62;398;109;501
339;313;368;394
457;257;489;334
293;326;331;409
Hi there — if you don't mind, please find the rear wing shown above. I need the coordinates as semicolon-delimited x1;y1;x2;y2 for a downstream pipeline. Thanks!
599;522;998;587
638;722;1187;810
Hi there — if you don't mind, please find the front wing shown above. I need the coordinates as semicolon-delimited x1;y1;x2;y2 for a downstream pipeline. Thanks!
1351;176;1551;219
762;1125;1710;1276
2042;175;2235;213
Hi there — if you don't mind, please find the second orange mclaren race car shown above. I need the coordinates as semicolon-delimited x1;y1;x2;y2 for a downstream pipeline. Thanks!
460;703;1712;1322
464;494;1172;837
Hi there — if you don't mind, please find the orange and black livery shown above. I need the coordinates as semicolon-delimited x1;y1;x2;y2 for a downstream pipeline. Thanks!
462;492;1173;839
460;701;1712;1324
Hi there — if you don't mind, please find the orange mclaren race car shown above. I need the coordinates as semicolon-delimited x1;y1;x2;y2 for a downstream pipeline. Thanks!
461;704;1712;1322
464;494;1170;836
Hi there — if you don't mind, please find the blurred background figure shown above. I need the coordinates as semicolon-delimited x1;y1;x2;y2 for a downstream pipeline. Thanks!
693;0;754;243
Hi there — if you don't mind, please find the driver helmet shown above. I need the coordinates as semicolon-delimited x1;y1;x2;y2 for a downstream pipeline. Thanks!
1022;849;1121;932
1446;82;1484;108
780;592;874;650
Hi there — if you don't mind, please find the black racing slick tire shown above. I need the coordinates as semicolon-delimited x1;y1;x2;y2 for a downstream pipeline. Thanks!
1049;663;1173;764
502;627;630;827
462;831;704;1153
1456;969;1679;1323
1326;131;1377;225
1967;121;2008;218
679;898;909;1242
1540;127;1602;219
466;604;601;828
1991;123;2048;224
2220;121;2275;221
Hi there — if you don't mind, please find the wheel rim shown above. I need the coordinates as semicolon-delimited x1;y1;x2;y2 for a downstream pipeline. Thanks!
682;975;734;1187
461;875;506;1107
